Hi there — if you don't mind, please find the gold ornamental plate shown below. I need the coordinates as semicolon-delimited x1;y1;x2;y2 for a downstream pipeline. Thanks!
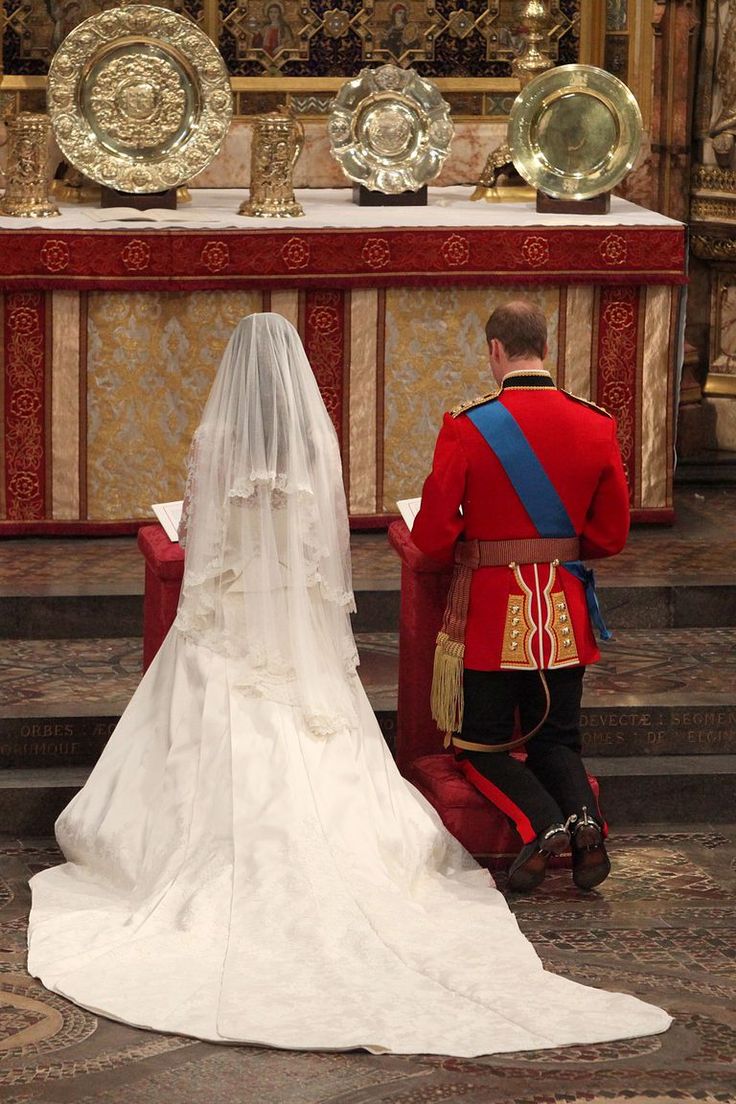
328;65;453;194
508;64;642;200
48;5;232;193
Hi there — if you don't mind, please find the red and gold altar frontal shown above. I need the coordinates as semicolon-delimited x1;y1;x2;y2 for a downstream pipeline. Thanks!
0;191;685;531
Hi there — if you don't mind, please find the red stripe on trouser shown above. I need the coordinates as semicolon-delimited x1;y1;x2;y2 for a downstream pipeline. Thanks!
458;758;537;845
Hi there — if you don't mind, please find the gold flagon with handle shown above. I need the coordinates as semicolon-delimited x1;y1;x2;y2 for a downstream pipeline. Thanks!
239;108;305;218
0;112;59;218
471;0;553;203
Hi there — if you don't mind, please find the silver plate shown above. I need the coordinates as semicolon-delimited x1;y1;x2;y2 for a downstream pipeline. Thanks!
509;64;643;200
328;64;453;194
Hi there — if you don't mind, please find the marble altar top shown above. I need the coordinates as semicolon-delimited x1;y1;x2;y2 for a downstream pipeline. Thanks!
0;187;683;232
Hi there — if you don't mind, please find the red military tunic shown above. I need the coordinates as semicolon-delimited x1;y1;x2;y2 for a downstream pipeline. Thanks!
412;370;630;671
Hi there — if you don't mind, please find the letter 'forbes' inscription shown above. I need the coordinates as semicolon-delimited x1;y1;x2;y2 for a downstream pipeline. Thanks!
0;718;117;768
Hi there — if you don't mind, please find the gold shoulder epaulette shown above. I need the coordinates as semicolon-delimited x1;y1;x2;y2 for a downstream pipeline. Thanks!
450;391;498;418
559;388;612;418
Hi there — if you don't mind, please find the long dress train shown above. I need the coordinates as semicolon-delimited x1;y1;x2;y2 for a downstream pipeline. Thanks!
28;628;671;1055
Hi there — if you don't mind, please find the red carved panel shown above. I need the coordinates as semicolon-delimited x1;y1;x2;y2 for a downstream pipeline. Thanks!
303;290;345;448
596;286;640;504
3;292;46;520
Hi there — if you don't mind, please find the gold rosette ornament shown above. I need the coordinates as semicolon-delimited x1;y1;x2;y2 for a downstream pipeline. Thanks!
47;5;232;193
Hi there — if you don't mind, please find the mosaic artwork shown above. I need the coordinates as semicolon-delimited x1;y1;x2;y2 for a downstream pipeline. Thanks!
0;830;735;1101
1;0;582;79
0;0;204;76
219;0;582;77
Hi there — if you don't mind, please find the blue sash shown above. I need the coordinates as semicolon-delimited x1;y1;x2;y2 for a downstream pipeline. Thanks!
466;401;611;641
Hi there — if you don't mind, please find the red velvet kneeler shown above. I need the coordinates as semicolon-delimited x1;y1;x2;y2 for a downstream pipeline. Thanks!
387;519;599;867
137;524;184;672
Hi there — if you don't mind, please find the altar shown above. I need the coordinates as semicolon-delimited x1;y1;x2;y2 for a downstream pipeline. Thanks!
0;187;686;532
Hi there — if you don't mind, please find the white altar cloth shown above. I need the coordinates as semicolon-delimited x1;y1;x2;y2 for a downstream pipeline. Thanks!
0;187;682;232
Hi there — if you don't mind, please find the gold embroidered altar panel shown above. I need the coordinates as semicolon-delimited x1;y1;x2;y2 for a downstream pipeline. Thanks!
86;290;261;519
382;285;561;514
55;282;675;523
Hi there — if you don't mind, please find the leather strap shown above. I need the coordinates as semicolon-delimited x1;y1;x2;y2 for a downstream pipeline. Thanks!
455;536;580;569
451;670;551;755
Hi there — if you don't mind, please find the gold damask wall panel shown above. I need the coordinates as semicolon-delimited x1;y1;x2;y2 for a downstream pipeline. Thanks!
381;285;559;511
86;290;261;519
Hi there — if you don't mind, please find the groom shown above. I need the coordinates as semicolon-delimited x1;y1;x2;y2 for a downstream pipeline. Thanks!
412;299;630;893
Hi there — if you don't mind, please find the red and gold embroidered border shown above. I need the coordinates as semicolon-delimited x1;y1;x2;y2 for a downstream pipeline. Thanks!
596;286;641;506
3;292;47;521
0;225;687;292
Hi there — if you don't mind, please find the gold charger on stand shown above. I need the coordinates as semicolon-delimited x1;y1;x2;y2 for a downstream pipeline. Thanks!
47;4;232;194
508;64;642;201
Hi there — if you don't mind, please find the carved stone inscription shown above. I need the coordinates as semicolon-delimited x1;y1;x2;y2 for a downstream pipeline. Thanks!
581;707;736;755
0;718;117;767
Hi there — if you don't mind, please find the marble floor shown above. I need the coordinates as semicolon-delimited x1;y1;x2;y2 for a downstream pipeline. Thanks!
1;487;735;1100
0;828;734;1103
2;628;736;713
2;488;736;596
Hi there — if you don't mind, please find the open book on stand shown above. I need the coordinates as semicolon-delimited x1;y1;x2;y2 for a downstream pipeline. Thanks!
152;501;183;542
396;498;421;531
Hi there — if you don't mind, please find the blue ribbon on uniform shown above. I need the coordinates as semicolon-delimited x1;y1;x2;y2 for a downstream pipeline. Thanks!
466;400;611;642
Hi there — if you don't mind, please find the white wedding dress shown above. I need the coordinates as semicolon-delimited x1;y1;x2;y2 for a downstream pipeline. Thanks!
28;314;671;1056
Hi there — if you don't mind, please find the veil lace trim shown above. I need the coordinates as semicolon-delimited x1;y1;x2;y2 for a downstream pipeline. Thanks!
173;313;359;738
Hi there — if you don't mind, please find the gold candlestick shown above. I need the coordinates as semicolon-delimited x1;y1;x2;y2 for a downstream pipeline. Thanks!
471;0;554;202
512;0;554;88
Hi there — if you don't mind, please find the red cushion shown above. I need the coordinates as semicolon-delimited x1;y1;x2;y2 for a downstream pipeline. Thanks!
411;753;520;859
411;752;599;867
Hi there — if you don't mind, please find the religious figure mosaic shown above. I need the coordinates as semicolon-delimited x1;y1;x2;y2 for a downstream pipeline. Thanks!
1;0;205;74
0;0;596;129
0;0;583;82
221;0;319;69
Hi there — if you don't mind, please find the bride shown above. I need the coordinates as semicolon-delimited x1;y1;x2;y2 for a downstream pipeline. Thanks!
28;313;670;1055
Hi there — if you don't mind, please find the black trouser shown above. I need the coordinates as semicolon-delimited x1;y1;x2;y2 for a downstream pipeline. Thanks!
457;666;601;844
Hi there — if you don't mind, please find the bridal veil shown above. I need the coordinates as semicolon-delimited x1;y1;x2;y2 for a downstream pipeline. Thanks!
175;313;359;739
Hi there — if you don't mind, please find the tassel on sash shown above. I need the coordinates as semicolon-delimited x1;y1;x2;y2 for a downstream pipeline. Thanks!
431;632;465;744
430;560;474;742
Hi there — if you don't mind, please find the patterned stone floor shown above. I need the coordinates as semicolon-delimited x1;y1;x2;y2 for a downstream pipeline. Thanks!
2;488;736;596
0;828;734;1103
2;629;736;712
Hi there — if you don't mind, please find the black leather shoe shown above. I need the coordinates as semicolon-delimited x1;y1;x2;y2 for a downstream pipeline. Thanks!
507;823;571;893
571;806;611;891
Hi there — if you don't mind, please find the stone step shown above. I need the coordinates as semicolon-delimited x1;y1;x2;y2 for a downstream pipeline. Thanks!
2;630;736;768
675;452;736;485
0;767;89;835
2;698;735;769
590;756;736;826
2;757;734;835
5;578;736;639
0;586;400;638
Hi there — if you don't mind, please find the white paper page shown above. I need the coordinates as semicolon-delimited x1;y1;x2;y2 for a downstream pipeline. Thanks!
85;207;208;223
396;497;421;531
152;500;183;542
